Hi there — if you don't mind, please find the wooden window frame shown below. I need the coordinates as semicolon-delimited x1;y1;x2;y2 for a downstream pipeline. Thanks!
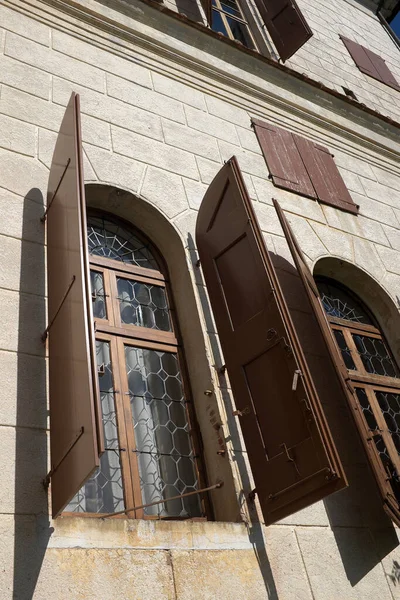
318;277;400;523
211;0;259;50
63;214;208;520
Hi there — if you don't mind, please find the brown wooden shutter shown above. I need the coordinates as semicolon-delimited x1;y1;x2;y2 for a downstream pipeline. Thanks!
273;199;400;528
252;119;315;197
200;0;212;25
46;92;103;518
340;36;379;79
341;36;400;91
253;0;312;61
367;49;400;91
253;118;359;215
293;136;359;214
196;157;347;525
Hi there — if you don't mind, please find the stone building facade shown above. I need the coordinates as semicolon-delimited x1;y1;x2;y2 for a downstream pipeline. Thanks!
1;0;400;597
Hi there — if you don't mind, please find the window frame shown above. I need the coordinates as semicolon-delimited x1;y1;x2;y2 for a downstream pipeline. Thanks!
316;276;400;521
63;211;209;520
211;0;259;50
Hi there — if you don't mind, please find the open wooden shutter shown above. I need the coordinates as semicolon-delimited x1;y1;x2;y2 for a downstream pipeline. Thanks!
196;157;347;525
46;92;103;518
200;0;212;25
253;0;312;61
293;137;359;214
273;199;400;527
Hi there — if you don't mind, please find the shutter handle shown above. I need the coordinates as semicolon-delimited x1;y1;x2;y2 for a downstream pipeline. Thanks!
292;369;302;391
281;443;301;477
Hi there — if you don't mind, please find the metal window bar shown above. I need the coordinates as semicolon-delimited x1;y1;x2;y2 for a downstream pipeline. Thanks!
96;481;223;518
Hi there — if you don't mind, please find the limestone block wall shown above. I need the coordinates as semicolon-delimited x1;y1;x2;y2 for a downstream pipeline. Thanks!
0;0;400;598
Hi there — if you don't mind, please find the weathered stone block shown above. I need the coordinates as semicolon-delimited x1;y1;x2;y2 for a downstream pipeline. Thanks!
162;118;220;161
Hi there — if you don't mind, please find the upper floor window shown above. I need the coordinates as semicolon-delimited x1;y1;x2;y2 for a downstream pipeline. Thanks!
317;276;400;508
65;213;206;519
211;0;257;49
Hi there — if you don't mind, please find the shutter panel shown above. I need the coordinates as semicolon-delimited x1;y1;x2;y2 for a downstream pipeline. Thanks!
367;49;400;91
252;119;315;198
46;92;103;518
196;157;347;525
200;0;212;26
273;199;400;528
340;36;379;79
254;0;312;61
293;136;359;215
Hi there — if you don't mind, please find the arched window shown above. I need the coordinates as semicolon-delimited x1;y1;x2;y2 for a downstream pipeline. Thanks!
316;276;400;506
65;213;206;519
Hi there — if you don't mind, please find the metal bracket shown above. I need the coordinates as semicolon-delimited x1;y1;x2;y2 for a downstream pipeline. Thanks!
41;158;71;223
41;276;76;342
233;407;250;417
43;426;84;488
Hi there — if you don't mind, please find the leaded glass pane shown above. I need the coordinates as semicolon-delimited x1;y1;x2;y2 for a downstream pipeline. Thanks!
376;391;400;455
90;270;107;319
87;215;159;270
317;279;372;324
125;346;202;518
117;278;172;332
333;329;356;370
65;341;124;514
353;335;399;378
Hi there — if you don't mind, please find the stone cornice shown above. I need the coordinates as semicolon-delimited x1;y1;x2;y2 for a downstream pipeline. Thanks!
4;0;400;174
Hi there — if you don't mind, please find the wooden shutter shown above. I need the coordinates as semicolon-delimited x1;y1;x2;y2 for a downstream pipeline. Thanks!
253;118;359;215
367;49;400;91
252;119;315;197
273;199;400;527
340;36;379;79
46;92;103;518
341;36;400;91
253;0;312;61
293;136;359;214
196;157;347;525
200;0;212;25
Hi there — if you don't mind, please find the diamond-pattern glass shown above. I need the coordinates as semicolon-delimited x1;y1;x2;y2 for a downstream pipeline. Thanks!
356;388;400;503
376;391;400;454
333;329;356;370
125;346;202;518
87;215;159;270
65;341;124;514
353;335;399;378
317;280;372;324
117;278;172;332
90;270;107;319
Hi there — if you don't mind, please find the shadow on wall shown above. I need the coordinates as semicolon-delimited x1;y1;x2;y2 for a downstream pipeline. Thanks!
13;188;53;599
187;232;279;600
271;251;399;586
